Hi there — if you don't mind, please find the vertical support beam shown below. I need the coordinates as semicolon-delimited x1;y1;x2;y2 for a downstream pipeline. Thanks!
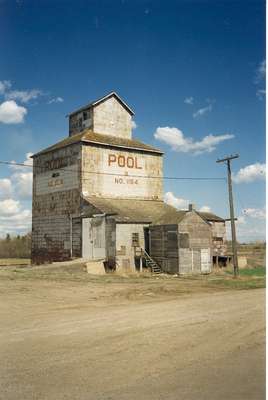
70;214;73;259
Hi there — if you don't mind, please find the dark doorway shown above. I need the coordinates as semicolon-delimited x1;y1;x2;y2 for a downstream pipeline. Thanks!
144;227;150;254
134;256;141;271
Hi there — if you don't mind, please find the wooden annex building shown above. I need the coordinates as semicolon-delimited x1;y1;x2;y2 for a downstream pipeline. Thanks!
31;92;227;274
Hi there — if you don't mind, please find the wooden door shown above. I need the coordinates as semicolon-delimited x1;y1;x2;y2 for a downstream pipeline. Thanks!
82;217;106;260
201;248;211;273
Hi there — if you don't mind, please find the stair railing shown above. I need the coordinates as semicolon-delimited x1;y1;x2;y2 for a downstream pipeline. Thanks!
140;248;162;273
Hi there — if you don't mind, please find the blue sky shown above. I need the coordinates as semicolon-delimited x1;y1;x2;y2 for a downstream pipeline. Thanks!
0;0;265;241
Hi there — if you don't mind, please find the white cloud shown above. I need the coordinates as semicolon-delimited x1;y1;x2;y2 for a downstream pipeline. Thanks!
164;193;214;214
256;89;265;100
255;60;266;83
164;192;189;209
10;152;33;170
0;208;31;237
25;152;33;166
3;208;31;222
5;89;43;103
237;215;246;225
0;152;33;236
0;179;12;199
9;153;33;199
48;96;64;104
193;104;212;118
0;80;11;95
184;97;194;105
235;225;266;242
131;120;137;129
12;172;32;199
0;79;62;108
0;100;27;124
199;205;211;212
154;126;234;155
227;212;266;242
233;162;266;183
0;199;20;216
242;208;266;219
226;205;266;242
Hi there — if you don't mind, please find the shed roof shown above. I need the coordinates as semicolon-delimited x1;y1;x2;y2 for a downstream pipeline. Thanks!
33;130;163;157
67;91;134;117
83;197;179;223
83;197;225;224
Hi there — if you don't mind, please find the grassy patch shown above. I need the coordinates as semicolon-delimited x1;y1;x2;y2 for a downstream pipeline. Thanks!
0;263;265;297
0;258;31;266
239;266;266;276
210;276;265;290
225;266;266;277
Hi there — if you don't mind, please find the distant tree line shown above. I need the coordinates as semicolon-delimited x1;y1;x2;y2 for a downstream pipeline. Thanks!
0;233;31;258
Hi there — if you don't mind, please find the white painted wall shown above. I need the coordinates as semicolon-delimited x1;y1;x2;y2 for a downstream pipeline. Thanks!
82;146;163;200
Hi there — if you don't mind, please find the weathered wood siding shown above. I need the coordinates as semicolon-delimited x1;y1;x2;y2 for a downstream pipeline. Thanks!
149;212;212;274
72;217;81;257
69;107;93;136
210;221;227;257
105;217;116;262
178;212;211;249
93;96;132;139
32;144;82;263
178;212;212;274
69;96;133;138
149;225;179;274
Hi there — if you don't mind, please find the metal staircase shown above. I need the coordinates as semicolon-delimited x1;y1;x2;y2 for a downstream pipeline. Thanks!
141;249;162;274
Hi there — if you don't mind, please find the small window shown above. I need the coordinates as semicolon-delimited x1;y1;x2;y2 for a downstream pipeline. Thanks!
214;237;223;242
83;111;90;120
132;233;140;247
52;172;60;178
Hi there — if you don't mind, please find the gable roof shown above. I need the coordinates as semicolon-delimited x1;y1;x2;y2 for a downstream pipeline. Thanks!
67;91;134;117
196;211;225;222
32;130;163;157
152;209;225;225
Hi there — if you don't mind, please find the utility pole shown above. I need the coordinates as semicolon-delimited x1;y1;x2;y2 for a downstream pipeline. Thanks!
217;154;239;277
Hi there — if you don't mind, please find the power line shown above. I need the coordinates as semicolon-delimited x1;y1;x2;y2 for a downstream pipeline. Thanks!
0;160;226;181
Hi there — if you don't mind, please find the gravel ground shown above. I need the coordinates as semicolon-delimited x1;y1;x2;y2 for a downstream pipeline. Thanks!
0;274;265;400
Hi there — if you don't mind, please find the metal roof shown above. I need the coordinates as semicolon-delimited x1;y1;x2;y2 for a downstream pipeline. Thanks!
67;91;135;117
32;130;163;157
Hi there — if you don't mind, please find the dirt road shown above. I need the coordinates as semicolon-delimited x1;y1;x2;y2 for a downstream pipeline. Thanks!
0;277;265;400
